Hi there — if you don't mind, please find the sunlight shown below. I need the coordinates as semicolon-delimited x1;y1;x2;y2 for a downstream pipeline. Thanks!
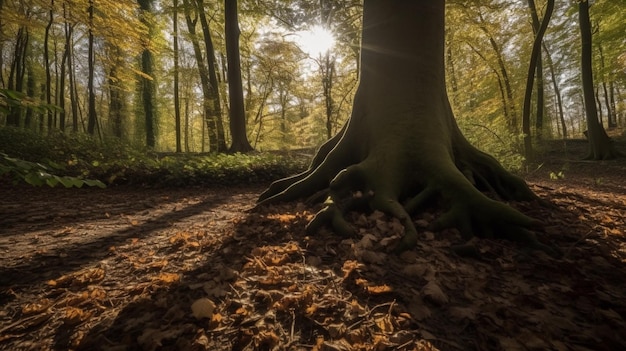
295;25;335;57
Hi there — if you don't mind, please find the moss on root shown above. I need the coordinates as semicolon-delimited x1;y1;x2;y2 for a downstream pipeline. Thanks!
257;112;558;257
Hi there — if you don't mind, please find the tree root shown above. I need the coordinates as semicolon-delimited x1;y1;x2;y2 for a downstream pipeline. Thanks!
258;110;559;257
258;138;559;257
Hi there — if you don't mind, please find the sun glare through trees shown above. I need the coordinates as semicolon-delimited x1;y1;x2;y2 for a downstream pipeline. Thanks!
294;25;336;57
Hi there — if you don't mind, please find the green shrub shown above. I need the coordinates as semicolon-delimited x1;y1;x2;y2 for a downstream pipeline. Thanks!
0;127;310;187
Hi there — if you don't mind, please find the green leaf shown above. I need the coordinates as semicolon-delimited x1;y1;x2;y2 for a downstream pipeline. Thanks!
46;177;60;187
24;172;44;186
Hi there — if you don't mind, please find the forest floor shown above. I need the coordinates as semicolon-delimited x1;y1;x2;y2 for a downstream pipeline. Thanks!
1;139;625;351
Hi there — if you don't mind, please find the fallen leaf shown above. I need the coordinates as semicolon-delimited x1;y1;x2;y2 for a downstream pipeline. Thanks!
191;298;216;319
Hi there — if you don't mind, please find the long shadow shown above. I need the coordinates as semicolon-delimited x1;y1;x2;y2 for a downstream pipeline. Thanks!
0;184;210;236
56;191;626;350
0;190;237;292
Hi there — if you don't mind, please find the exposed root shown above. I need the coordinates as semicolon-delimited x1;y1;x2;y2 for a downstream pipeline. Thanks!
258;129;559;257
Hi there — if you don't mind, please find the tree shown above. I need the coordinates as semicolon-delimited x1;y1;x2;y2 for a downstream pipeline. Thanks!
577;0;619;160
521;0;554;159
225;0;253;153
196;0;227;152
526;0;546;139
173;0;182;152
258;0;553;254
87;0;98;136
183;0;227;152
138;0;157;148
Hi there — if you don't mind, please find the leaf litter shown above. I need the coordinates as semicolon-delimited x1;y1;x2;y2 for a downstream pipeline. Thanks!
0;159;626;350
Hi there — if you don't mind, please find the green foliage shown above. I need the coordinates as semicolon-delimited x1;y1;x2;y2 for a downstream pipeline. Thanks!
0;152;106;188
457;119;526;171
0;88;60;117
0;127;309;187
549;170;565;180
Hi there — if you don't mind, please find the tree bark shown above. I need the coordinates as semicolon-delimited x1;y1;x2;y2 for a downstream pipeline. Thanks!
225;0;253;153
258;0;553;255
578;0;619;160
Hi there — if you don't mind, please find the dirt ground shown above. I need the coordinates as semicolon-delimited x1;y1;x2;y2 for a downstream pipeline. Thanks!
1;141;625;351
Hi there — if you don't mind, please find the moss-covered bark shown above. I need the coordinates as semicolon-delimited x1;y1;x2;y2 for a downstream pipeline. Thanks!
259;0;554;255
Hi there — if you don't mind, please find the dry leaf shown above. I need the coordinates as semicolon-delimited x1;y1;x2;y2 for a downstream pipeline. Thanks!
367;285;393;295
63;307;91;326
375;315;394;333
191;298;216;319
155;272;180;284
21;299;52;315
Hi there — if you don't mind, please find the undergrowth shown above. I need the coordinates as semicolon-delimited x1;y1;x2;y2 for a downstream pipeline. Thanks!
0;127;310;187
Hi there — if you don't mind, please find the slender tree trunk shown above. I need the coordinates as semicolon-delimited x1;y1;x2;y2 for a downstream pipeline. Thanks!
225;0;253;153
477;20;518;132
322;52;335;140
578;0;619;159
138;0;157;148
44;0;54;133
197;0;227;151
522;0;554;160
24;62;35;129
595;86;603;126
542;42;566;139
183;0;220;152
597;45;616;128
87;0;98;135
608;80;617;127
108;47;125;139
7;26;28;127
526;0;546;140
173;0;182;152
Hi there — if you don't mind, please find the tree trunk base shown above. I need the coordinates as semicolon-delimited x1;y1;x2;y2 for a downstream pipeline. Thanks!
258;108;558;257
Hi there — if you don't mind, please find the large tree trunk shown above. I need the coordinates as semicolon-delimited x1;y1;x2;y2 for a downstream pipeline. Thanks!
578;0;619;160
258;0;553;255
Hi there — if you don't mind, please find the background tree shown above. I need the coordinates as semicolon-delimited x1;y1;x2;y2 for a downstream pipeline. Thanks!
137;0;158;148
521;0;554;159
225;0;253;153
173;0;182;152
86;0;98;136
578;0;619;159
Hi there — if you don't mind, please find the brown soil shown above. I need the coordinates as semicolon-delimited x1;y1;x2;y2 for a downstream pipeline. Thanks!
1;141;625;351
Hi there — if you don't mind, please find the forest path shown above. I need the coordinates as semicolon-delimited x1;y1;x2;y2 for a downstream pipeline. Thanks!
1;144;626;351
